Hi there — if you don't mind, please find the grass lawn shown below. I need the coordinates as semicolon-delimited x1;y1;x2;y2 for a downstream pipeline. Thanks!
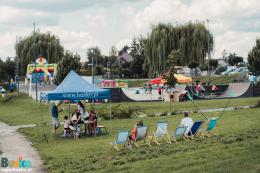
0;94;260;172
0;93;260;125
19;108;260;173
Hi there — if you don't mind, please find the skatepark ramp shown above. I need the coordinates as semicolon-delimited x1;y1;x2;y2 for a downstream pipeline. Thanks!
219;83;251;98
108;88;163;102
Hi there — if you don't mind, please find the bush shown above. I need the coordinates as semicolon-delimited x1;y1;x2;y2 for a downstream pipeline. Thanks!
111;104;140;119
95;104;141;120
160;111;168;116
255;100;260;108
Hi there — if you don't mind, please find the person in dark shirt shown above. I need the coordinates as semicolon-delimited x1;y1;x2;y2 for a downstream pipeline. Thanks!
51;101;63;134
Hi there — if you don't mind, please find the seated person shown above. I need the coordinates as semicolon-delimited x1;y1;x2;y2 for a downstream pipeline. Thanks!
85;110;97;135
63;115;72;136
71;111;82;137
71;110;82;125
128;120;144;147
180;112;193;139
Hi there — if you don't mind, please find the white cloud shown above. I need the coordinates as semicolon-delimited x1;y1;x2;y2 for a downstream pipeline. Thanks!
125;0;260;58
214;31;258;59
1;0;260;62
42;27;98;60
115;39;132;51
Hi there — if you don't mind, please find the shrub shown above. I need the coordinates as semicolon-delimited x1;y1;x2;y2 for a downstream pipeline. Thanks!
255;100;260;108
111;104;140;119
160;111;168;116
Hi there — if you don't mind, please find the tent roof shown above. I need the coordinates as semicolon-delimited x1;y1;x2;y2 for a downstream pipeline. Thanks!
42;70;110;101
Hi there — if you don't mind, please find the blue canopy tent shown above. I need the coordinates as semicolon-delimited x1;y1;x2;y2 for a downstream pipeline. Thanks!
41;70;110;101
40;70;112;137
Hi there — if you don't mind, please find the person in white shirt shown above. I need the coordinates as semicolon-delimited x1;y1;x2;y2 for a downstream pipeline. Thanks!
180;111;193;138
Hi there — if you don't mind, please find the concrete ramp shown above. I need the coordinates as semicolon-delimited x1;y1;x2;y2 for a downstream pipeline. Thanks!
121;88;163;102
219;83;251;98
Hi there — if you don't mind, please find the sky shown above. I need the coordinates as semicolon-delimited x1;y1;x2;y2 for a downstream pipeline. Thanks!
0;0;260;61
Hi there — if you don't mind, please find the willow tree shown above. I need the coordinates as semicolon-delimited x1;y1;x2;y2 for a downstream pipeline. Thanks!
15;32;64;75
144;22;214;77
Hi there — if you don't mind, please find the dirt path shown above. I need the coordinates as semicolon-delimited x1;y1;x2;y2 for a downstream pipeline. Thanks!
0;122;47;173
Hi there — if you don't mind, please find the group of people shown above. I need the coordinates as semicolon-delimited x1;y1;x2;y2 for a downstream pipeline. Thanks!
51;101;98;138
144;83;153;94
195;82;218;96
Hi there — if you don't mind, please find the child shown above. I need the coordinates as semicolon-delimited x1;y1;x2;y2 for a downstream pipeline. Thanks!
63;116;71;136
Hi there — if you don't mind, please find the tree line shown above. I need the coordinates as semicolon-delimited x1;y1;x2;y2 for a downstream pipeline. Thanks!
9;22;260;84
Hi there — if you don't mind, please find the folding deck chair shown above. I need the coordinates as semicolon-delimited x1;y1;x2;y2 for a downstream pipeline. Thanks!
133;126;148;147
148;121;171;145
171;126;188;143
200;118;218;138
187;121;204;138
110;131;129;151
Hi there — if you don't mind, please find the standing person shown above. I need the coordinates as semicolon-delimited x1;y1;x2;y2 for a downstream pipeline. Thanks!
9;80;15;93
77;101;85;117
158;86;162;99
51;101;63;134
144;83;148;94
86;110;97;135
180;111;193;139
148;83;152;94
195;83;201;95
211;84;218;96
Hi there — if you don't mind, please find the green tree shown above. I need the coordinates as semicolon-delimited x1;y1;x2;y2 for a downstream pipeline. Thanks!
130;37;147;78
85;47;104;68
248;38;260;75
188;61;199;77
15;32;64;75
227;53;244;66
144;22;213;77
55;51;81;84
167;49;182;69
209;59;218;70
0;57;16;82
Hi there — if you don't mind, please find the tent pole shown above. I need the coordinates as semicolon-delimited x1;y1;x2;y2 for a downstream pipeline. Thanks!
49;102;53;142
69;101;70;116
110;99;112;133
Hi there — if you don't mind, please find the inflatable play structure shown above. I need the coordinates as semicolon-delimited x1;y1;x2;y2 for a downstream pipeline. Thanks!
25;57;57;84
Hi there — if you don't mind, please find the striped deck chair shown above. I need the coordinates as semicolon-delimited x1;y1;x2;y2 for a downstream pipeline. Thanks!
200;118;219;138
110;131;129;151
171;126;188;143
148;121;171;145
187;121;204;138
133;126;148;147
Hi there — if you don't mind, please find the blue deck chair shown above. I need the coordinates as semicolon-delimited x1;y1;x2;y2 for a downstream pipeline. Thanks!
133;126;148;147
187;121;204;138
148;121;171;145
110;131;129;151
200;118;219;138
171;126;188;143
